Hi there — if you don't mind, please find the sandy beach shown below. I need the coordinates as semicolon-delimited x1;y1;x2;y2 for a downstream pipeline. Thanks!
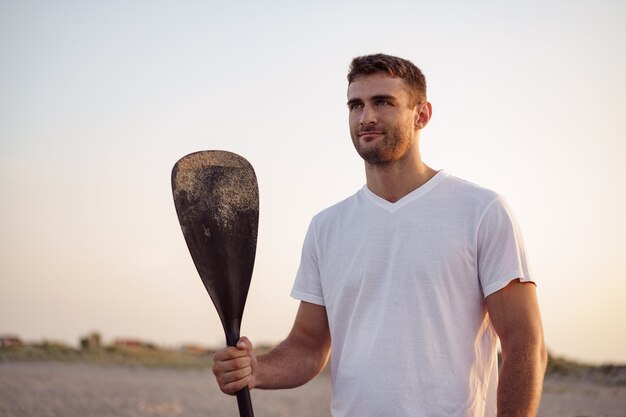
1;361;624;417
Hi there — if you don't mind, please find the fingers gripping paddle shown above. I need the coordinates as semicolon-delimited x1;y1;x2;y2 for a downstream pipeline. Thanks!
172;150;258;417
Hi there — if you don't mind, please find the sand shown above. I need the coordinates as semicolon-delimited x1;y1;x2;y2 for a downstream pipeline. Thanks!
1;361;624;417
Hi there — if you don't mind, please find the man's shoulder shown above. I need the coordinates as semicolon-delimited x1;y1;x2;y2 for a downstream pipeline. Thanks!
438;172;502;206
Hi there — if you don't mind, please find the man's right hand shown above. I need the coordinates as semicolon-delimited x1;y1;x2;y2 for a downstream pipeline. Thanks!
212;336;257;395
212;302;330;393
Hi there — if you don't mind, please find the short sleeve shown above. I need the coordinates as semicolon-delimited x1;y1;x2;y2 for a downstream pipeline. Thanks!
477;196;533;297
291;220;325;306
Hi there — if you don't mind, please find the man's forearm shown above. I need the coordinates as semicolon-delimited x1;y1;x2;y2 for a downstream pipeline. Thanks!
255;338;330;390
251;301;330;390
496;341;547;417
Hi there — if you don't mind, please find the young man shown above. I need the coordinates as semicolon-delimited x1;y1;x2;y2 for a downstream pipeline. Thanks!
213;53;547;417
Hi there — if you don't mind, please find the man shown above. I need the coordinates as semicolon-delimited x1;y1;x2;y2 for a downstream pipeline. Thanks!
213;53;547;417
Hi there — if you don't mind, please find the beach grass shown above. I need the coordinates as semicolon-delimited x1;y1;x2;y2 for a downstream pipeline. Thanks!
0;343;215;369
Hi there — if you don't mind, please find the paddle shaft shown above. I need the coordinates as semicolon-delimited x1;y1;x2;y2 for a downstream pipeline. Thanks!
227;332;254;417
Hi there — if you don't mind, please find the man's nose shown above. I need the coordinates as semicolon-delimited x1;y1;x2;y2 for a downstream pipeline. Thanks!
359;105;377;126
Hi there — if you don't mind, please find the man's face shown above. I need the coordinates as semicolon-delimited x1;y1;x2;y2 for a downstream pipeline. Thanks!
347;73;419;165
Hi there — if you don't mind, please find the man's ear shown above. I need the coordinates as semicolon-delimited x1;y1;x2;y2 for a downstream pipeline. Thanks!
414;102;433;129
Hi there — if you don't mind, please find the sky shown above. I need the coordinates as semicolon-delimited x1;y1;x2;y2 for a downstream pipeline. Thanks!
1;0;625;365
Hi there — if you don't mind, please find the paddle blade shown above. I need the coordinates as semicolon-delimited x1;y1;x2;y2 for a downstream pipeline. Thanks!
172;151;259;340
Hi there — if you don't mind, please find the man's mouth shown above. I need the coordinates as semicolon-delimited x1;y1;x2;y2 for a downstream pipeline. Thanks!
358;131;384;140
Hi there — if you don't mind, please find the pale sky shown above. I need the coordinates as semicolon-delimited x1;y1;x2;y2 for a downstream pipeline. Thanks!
1;0;625;364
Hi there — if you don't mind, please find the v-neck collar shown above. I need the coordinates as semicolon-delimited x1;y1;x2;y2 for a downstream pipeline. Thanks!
361;170;448;213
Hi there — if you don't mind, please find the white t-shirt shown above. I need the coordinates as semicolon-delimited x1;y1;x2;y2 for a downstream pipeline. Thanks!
291;170;532;417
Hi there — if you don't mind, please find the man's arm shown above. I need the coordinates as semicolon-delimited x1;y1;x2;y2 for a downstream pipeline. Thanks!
486;279;547;417
212;301;330;394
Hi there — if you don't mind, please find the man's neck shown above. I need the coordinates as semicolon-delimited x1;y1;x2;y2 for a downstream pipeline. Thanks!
364;151;437;203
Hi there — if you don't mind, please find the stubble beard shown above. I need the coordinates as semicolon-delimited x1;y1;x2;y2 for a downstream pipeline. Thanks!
351;124;415;166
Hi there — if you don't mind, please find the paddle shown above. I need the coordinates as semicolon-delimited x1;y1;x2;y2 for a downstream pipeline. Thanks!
172;150;258;417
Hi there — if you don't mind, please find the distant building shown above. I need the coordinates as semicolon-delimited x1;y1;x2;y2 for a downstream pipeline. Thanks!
180;344;209;355
114;338;156;349
80;332;101;350
0;335;24;347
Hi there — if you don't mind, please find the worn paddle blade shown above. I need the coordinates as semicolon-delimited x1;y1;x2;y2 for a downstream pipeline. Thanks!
171;150;259;343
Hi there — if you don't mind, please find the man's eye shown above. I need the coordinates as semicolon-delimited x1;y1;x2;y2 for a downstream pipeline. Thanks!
349;103;363;110
375;100;390;106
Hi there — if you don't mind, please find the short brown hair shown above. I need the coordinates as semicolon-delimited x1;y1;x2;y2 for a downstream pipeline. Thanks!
347;53;427;106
